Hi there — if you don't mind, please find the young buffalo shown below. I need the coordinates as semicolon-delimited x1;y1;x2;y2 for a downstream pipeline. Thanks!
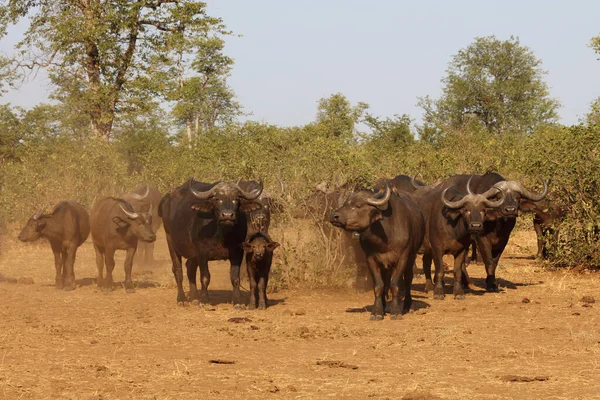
242;232;280;310
330;184;425;320
90;197;156;292
18;201;90;290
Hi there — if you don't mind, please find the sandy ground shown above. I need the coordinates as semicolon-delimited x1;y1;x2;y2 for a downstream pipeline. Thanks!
0;228;599;400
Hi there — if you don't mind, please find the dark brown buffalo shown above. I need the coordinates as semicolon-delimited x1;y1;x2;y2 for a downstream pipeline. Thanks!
447;173;547;291
330;185;425;320
123;184;163;264
520;198;563;259
418;179;505;299
18;201;90;290
159;179;263;306
242;232;280;310
90;197;156;292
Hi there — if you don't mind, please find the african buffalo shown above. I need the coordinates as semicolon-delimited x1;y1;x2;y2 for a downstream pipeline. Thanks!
159;179;264;306
418;179;505;299
123;184;163;264
242;232;280;310
330;184;425;320
520;198;563;259
90;197;156;292
18;201;90;290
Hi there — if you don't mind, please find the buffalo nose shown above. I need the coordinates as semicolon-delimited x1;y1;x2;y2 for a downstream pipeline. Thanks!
221;211;234;219
330;212;339;222
470;222;482;228
505;206;516;213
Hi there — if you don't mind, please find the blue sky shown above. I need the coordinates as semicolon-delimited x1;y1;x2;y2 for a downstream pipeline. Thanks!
1;1;599;127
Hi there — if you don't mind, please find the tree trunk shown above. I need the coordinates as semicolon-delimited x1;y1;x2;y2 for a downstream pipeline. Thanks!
186;118;193;149
195;114;199;136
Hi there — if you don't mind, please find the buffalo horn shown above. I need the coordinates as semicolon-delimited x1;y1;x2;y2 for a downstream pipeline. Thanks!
367;183;391;207
466;176;474;195
119;205;139;219
236;179;263;200
411;173;424;189
441;188;469;209
129;185;150;200
517;177;548;201
32;208;44;220
189;177;217;200
483;189;506;208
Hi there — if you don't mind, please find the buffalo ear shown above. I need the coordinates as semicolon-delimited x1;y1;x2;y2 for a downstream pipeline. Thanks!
519;199;536;213
443;207;461;221
241;242;252;252
266;242;280;251
190;202;214;213
240;201;262;213
112;216;129;228
485;209;502;221
369;208;383;224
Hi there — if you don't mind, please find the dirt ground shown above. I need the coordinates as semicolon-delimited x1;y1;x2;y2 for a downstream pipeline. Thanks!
0;228;598;400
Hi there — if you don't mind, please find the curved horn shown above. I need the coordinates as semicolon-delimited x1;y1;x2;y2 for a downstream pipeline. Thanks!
236;179;263;200
189;177;217;200
411;173;424;189
441;187;469;209
483;189;506;208
32;208;44;220
466;176;474;195
129;184;150;200
517;177;548;201
367;183;391;207
119;205;139;219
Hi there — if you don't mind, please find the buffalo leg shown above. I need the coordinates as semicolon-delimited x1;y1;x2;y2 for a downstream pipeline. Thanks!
186;258;201;303
475;237;498;292
247;264;258;310
402;255;415;314
103;248;116;292
229;249;243;307
431;248;446;300
422;251;434;293
63;246;77;291
51;242;63;290
144;241;155;264
198;257;211;304
166;234;186;305
452;249;468;300
533;219;544;259
94;244;105;288
124;246;136;293
367;258;384;320
388;262;403;319
258;267;270;310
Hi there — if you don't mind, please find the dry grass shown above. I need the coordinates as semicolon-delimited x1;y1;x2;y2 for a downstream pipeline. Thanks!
0;228;599;399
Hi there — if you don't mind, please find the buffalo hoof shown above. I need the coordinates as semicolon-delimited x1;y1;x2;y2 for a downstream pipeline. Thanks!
390;314;402;321
455;294;465;300
63;285;76;292
125;288;136;294
102;286;113;293
55;283;64;290
486;287;499;293
190;299;200;306
369;314;384;321
177;301;189;307
424;280;435;293
248;304;257;311
258;304;267;310
433;293;445;300
233;304;244;310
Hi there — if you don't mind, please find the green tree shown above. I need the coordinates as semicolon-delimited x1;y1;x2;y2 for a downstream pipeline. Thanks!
418;36;559;141
0;0;227;140
315;93;369;140
585;97;600;126
590;34;600;56
363;113;414;146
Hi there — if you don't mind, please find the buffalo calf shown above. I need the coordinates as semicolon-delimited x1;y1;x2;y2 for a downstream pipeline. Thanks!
242;232;279;310
90;197;156;292
18;201;90;290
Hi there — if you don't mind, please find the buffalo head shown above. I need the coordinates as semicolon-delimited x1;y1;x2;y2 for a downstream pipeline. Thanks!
442;177;505;233
18;209;46;242
113;205;156;242
242;234;280;262
492;177;547;218
329;184;392;232
189;179;263;226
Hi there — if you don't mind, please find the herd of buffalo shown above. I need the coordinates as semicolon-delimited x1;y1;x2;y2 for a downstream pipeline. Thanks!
16;172;558;320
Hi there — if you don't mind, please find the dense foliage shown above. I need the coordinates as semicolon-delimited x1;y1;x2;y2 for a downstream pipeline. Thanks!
0;24;599;286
